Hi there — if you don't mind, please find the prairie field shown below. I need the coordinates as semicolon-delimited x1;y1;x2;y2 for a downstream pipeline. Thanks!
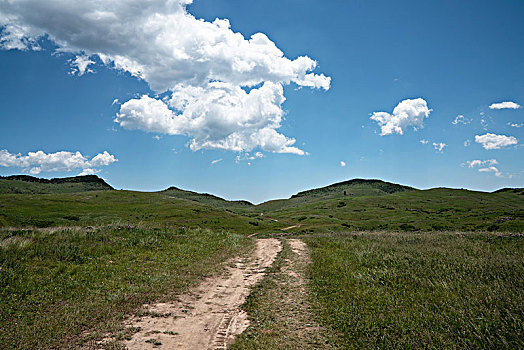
0;176;523;349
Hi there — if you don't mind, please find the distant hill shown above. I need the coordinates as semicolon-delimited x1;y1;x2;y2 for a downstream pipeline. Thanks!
160;186;253;209
493;188;524;195
0;176;522;232
256;178;415;211
291;178;414;199
258;186;524;233
0;175;113;194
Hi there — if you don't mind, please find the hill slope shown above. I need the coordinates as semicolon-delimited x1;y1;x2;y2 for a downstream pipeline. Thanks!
256;178;415;212
160;186;253;209
264;187;524;232
0;175;113;194
0;175;522;232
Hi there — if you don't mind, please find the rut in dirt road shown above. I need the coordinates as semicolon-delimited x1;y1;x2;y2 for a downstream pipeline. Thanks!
120;238;282;350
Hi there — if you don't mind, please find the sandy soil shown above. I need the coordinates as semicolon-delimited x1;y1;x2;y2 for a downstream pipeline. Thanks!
280;224;301;231
119;238;282;349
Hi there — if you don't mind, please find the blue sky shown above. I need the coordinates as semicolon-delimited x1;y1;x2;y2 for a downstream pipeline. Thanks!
0;0;523;203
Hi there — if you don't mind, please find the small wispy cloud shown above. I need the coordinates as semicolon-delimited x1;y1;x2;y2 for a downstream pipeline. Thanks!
235;152;264;163
465;159;498;168
489;101;521;110
211;158;223;165
478;166;502;177
419;139;429;145
464;159;503;177
507;122;523;128
433;142;447;153
452;114;471;125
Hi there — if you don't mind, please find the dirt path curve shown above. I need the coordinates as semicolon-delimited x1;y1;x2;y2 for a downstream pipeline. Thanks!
121;238;282;350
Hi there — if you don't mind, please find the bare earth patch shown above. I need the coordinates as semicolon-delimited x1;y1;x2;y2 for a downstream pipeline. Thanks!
114;238;281;349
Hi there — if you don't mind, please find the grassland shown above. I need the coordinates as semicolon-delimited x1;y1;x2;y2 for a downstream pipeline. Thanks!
263;188;524;233
0;226;251;349
305;232;523;349
0;175;523;348
1;176;523;234
0;190;282;234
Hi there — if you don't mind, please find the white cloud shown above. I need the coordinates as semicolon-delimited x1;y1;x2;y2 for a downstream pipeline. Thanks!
0;149;117;174
464;139;471;147
211;158;222;165
432;142;446;153
78;168;99;176
0;0;330;155
452;114;471;125
507;122;523;128
340;161;346;167
115;83;305;154
475;133;518;150
370;98;431;136
235;151;265;163
419;139;429;144
89;151;117;167
153;135;161;140
466;159;498;168
69;55;94;76
465;159;503;177
478;166;502;177
489;101;521;110
480;118;488;130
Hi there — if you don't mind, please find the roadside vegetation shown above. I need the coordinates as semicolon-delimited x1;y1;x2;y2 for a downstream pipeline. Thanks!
305;231;523;349
0;226;251;349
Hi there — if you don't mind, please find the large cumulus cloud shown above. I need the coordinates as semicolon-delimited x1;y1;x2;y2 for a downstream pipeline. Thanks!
0;0;330;154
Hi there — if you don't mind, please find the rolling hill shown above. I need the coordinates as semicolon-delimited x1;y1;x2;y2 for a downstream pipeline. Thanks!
0;175;113;194
160;186;253;209
0;175;522;232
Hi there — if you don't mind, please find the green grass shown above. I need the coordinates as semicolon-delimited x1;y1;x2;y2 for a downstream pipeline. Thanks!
305;232;523;349
268;188;524;233
0;226;252;349
1;176;523;233
0;190;281;234
160;186;253;209
1;175;523;348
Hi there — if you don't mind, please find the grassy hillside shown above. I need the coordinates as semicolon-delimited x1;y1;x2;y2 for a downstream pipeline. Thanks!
160;186;253;209
255;178;415;212
0;190;282;234
259;187;524;233
0;175;113;194
1;176;523;233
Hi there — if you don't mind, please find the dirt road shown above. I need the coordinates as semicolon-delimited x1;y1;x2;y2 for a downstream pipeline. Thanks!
121;238;282;349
